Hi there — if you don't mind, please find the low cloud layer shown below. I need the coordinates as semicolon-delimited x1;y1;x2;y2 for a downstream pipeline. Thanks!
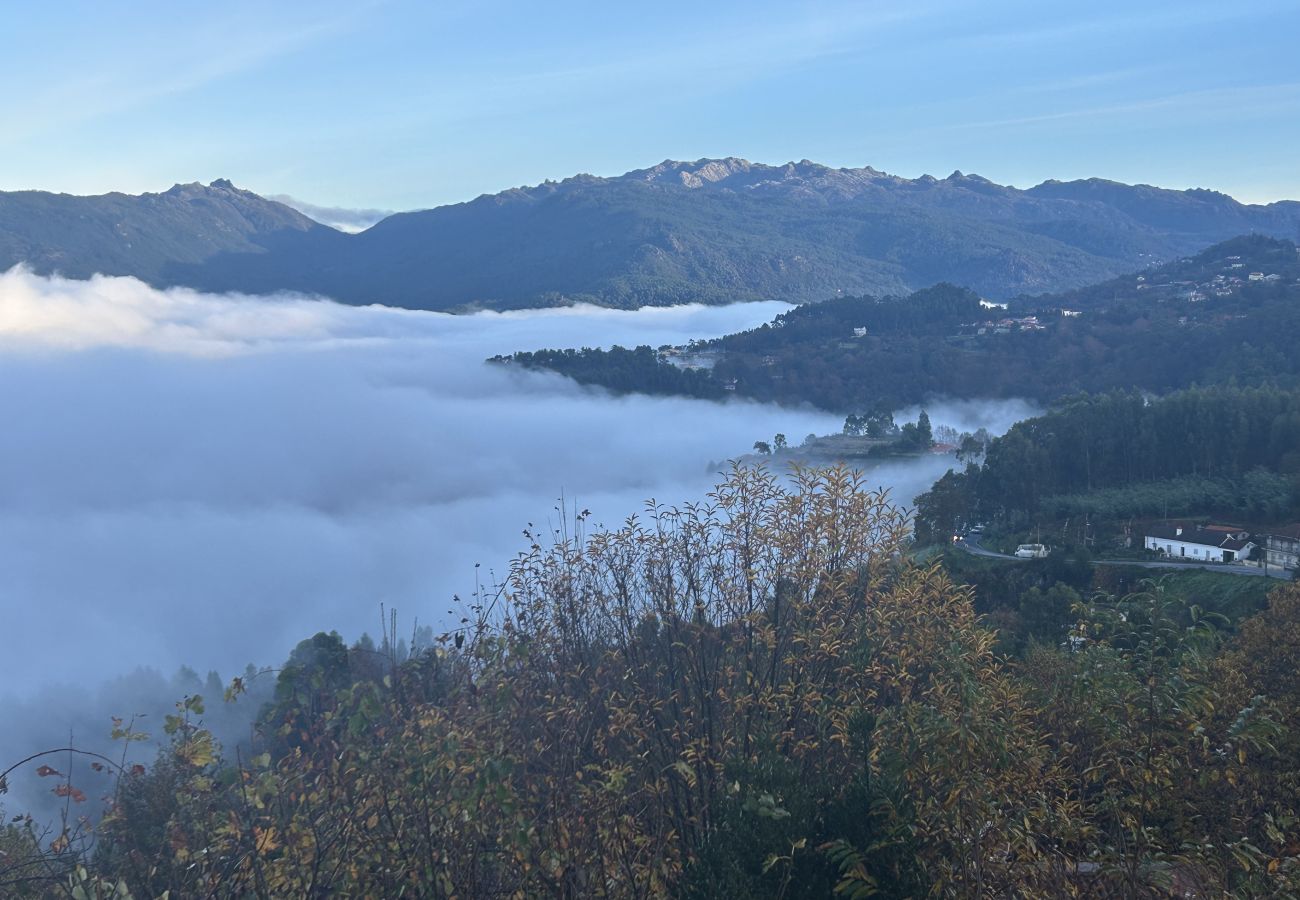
268;195;394;233
0;268;1034;819
0;269;825;692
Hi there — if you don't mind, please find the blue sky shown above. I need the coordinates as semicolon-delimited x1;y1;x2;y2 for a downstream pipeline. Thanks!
3;0;1298;209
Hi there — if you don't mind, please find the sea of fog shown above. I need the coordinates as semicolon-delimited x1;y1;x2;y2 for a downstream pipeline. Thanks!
0;267;1034;818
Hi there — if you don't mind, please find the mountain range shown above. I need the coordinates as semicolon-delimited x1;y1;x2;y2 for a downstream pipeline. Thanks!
3;159;1299;310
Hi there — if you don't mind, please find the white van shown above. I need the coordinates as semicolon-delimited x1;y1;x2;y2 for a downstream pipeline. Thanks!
1014;543;1049;559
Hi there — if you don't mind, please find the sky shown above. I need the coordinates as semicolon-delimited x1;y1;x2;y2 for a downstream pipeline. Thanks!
2;0;1298;210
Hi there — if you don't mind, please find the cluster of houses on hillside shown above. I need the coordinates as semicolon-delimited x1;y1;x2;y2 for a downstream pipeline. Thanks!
939;307;1086;343
1143;522;1300;574
1132;253;1295;304
958;314;1051;337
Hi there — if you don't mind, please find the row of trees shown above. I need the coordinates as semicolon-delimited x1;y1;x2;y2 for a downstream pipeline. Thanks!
839;409;937;453
752;433;788;455
5;465;1300;896
842;408;895;438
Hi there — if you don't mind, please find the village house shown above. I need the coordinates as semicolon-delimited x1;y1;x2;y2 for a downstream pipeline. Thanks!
659;347;719;371
1143;523;1255;563
1263;524;1300;573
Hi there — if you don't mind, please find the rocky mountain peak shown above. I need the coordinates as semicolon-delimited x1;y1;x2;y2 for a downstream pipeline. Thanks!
629;157;756;188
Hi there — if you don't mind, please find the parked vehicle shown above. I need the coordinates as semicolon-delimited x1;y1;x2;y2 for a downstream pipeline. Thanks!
1014;543;1050;559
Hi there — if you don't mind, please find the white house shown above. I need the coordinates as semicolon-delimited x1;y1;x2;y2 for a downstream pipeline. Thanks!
1144;524;1255;563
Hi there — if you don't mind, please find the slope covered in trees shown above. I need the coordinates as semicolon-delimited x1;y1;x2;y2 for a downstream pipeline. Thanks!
0;180;342;285
5;466;1300;897
496;345;726;399
913;385;1300;545
502;236;1300;410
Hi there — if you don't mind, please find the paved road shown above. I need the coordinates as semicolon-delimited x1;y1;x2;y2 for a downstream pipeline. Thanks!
956;533;1289;580
957;533;1026;561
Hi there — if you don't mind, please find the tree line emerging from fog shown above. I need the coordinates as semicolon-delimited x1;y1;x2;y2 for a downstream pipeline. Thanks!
496;236;1300;412
5;465;1300;896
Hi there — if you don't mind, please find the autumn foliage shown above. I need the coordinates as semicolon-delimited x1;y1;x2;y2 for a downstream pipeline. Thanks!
4;465;1300;897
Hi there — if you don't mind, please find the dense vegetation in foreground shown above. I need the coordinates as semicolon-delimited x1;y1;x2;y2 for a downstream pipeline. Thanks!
497;236;1300;410
5;466;1300;897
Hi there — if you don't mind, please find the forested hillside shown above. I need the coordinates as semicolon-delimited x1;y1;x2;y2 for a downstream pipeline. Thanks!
6;466;1300;897
0;180;341;284
913;385;1300;544
502;236;1300;410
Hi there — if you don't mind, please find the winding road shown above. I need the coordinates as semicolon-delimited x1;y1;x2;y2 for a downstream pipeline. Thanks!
957;533;1289;580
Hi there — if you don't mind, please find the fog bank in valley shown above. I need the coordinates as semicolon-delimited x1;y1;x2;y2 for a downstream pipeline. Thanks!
268;195;395;233
0;270;818;689
0;267;1034;820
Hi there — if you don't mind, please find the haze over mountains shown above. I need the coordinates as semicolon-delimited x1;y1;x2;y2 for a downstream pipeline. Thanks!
3;158;1298;311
